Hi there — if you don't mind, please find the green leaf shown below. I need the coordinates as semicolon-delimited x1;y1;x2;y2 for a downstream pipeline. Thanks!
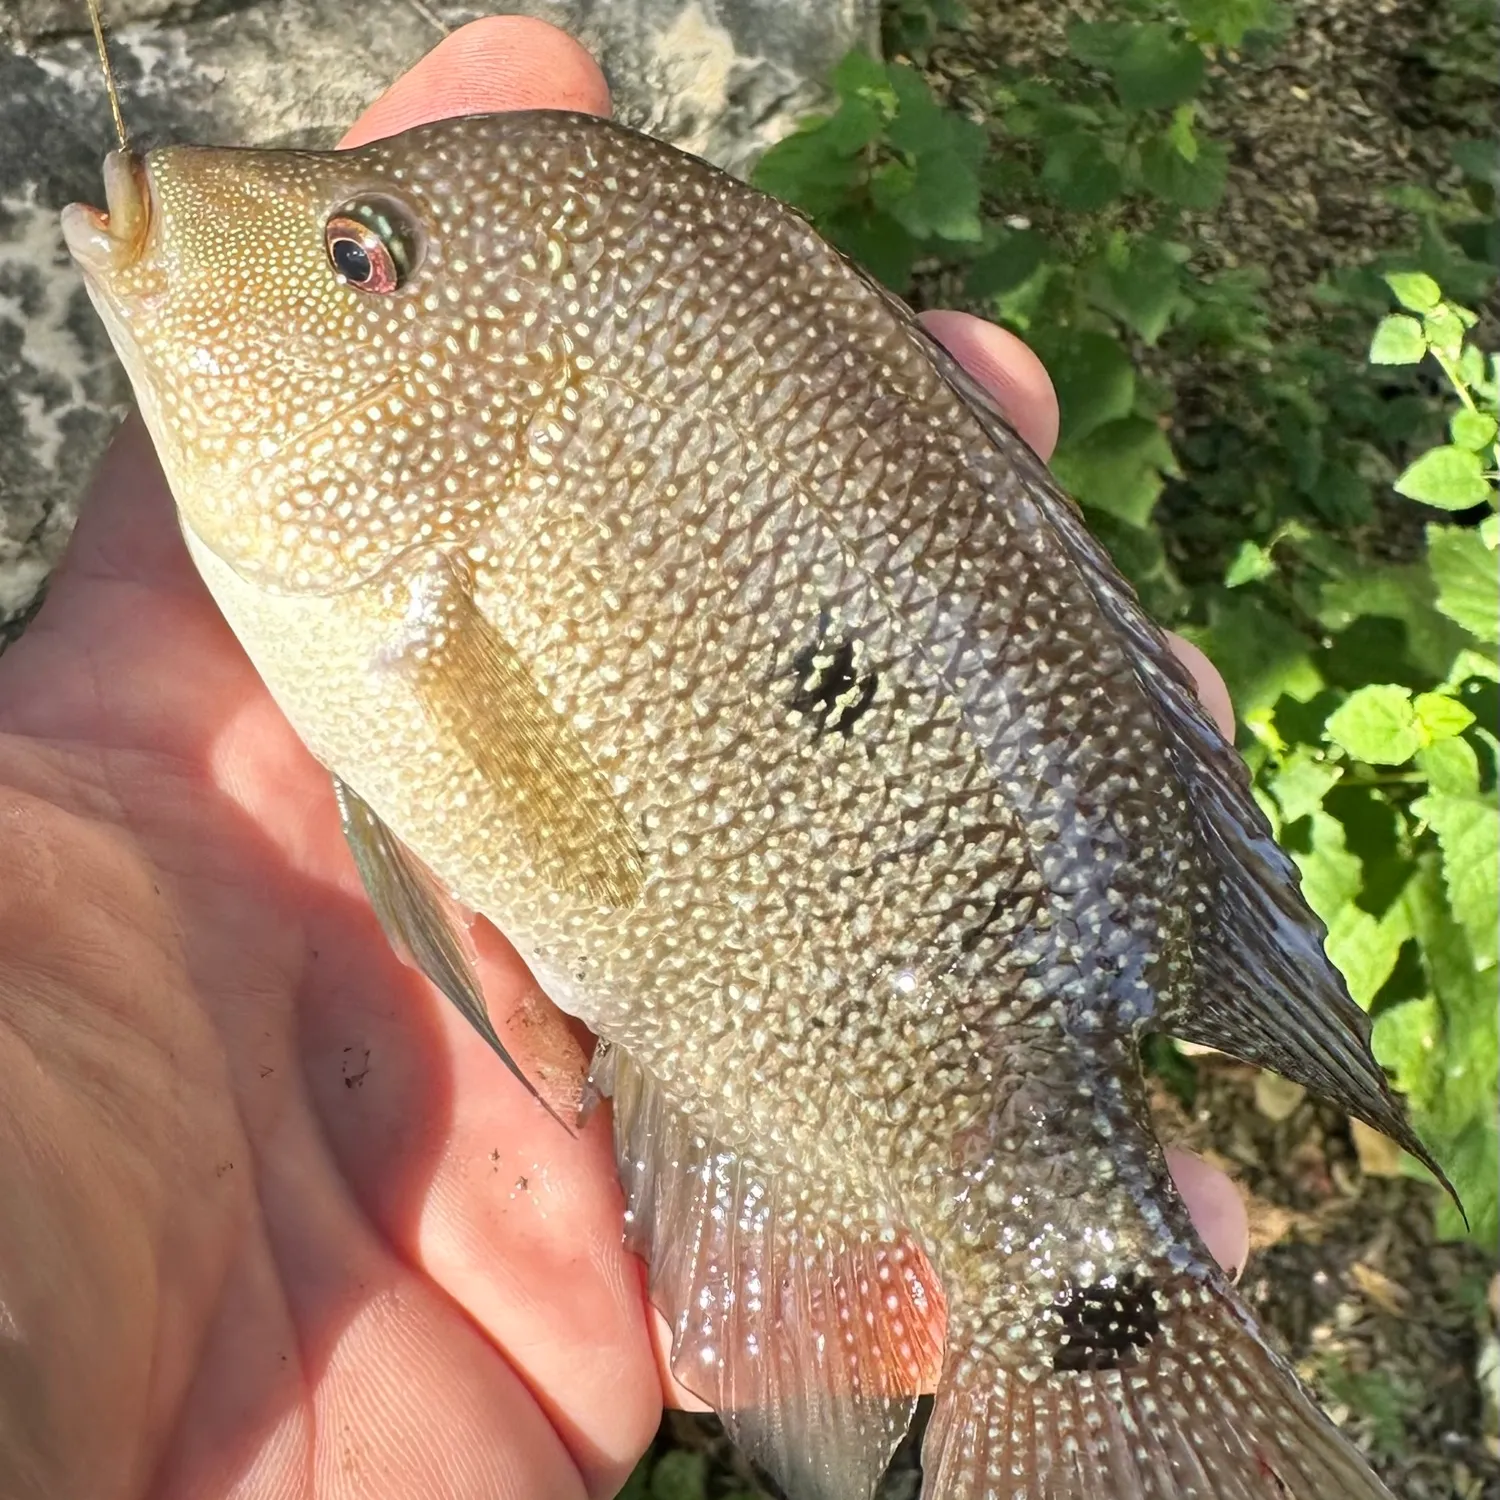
1316;560;1474;680
1225;539;1275;587
1428;524;1500;643
1458;344;1488;389
1037;330;1138;446
1368;314;1427;365
1086;235;1185;344
1186;598;1322;719
1384;271;1442;313
1165;102;1199;161
1292;809;1363;923
1310;460;1373;526
1052;415;1177;526
1417;736;1481;796
1107;24;1207;113
1436;1119;1499;1245
1269;747;1343;823
823;206;920;291
1441;648;1500;690
1140;133;1228;209
1394;446;1491;511
885;0;969;52
887;152;985;241
1324;684;1422;765
830;48;895;108
650;1450;709;1500
1065;20;1137;69
880;67;988;243
1413;691;1475;742
1450;409;1498;452
1412;791;1500;970
965;228;1049;298
1372;994;1441;1113
1182;0;1282;47
1378;858;1500;1246
1041;132;1124;212
752;128;866;219
1326;899;1409;1009
1452;137;1496;184
1421;304;1467;362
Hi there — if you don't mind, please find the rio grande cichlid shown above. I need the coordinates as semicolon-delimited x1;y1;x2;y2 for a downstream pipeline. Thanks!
61;22;1450;1500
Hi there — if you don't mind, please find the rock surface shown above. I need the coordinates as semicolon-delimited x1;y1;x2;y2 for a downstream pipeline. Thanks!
0;0;876;642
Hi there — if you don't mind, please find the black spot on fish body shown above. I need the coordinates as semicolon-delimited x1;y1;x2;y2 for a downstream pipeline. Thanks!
787;631;879;738
1048;1272;1162;1372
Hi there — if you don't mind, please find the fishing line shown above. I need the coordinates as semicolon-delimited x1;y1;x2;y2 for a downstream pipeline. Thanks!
84;0;130;152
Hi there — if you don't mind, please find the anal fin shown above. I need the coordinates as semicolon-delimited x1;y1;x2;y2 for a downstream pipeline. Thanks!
332;775;570;1132
597;1047;946;1500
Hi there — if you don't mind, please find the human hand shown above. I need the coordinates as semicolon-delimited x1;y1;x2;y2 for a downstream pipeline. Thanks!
0;16;1246;1500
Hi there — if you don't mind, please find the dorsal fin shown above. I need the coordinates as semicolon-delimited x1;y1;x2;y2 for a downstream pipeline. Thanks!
893;312;1452;1200
595;1046;947;1500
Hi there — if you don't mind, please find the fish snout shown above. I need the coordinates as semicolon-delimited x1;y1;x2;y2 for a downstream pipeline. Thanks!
61;149;153;275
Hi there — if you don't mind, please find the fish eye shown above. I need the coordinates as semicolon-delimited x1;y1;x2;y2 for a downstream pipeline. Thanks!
324;197;420;293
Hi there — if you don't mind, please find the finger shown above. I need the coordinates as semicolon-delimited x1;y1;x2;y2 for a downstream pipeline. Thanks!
341;15;611;149
1166;1148;1250;1279
920;310;1061;461
1166;635;1236;740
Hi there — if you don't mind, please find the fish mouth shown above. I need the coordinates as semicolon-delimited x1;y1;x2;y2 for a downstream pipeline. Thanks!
60;149;153;276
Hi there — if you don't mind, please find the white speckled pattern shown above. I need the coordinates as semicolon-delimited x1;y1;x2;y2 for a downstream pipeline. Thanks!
72;112;1409;1500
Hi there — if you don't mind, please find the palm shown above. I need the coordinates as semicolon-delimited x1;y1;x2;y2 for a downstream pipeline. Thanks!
0;18;1246;1500
0;419;660;1500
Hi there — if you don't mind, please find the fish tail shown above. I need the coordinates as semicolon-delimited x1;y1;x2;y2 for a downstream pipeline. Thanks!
921;1276;1394;1499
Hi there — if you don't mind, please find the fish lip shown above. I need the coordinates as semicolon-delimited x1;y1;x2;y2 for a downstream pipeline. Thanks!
61;149;153;276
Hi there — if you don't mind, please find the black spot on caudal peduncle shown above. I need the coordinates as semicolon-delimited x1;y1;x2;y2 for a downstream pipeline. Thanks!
1048;1272;1162;1372
788;632;879;738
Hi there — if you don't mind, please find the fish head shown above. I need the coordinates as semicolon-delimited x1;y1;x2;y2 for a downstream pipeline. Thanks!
61;133;495;593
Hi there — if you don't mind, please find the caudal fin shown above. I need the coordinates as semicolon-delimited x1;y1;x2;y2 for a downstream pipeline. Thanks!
921;1278;1393;1500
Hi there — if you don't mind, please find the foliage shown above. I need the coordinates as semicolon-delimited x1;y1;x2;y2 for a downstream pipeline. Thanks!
617;1444;762;1500
1312;1356;1419;1461
754;0;1499;1243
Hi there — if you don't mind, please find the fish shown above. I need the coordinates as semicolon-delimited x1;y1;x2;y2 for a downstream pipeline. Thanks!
60;14;1449;1500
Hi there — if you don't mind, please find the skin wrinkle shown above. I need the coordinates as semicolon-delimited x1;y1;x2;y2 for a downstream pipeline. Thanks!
0;17;1254;1499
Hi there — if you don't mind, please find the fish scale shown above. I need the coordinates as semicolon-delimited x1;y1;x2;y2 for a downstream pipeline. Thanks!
63;88;1445;1499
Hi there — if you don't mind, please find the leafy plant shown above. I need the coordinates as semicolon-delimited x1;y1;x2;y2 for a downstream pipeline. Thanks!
1197;274;1498;1244
1312;1356;1419;1461
755;0;1499;1243
616;1440;766;1500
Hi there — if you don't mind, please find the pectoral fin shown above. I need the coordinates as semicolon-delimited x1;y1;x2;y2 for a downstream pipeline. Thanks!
332;775;570;1132
403;560;645;909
